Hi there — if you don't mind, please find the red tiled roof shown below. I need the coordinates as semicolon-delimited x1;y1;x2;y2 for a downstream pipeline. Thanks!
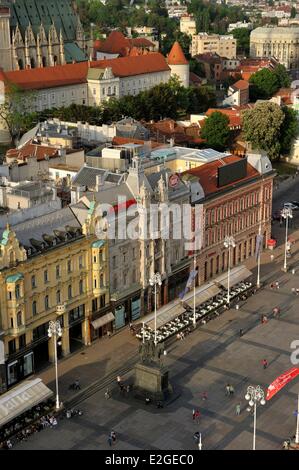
93;39;102;50
131;38;155;48
6;141;59;162
100;31;130;54
1;54;170;90
168;41;189;65
205;108;242;128
189;72;202;85
183;155;259;196
231;79;249;91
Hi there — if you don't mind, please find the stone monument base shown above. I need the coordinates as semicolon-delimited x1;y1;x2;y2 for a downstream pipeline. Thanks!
134;362;172;402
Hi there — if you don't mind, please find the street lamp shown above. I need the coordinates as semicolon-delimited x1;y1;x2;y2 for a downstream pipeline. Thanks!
48;320;62;410
245;385;266;450
224;235;236;305
281;207;293;272
149;273;162;346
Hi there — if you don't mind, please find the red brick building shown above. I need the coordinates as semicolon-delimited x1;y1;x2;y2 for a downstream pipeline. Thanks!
183;152;275;284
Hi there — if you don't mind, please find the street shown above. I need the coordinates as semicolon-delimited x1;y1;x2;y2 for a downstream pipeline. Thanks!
12;175;299;450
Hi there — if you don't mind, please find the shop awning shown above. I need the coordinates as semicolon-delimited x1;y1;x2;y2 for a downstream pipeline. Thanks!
185;282;221;309
146;301;186;330
214;265;252;290
0;378;53;428
91;312;115;329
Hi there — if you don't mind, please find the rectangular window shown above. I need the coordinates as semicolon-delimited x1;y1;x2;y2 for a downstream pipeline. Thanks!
8;339;16;355
23;352;34;377
68;304;85;324
79;280;83;295
68;285;72;300
112;256;116;269
31;276;36;289
44;270;48;283
7;361;18;386
100;294;105;308
19;334;26;350
67;260;72;273
15;284;20;299
56;265;60;279
79;256;83;269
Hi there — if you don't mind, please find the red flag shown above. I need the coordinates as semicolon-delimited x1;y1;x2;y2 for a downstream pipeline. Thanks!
266;367;299;401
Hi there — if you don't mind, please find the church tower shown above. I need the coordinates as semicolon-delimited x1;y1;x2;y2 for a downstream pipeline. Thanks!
167;41;190;88
0;4;12;71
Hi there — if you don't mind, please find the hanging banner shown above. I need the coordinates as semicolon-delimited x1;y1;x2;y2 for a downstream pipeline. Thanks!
266;367;299;401
255;234;263;261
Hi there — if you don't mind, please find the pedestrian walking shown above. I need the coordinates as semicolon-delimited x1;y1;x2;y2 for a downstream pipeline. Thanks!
116;376;121;386
192;409;196;420
235;403;241;416
201;391;208;401
111;431;116;443
275;281;280;289
239;329;244;337
108;435;112;447
229;385;234;396
193;431;200;443
74;379;80;390
262;359;268;369
194;410;200;423
225;384;230;396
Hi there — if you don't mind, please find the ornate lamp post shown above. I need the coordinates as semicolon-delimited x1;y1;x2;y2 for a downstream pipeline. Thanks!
224;235;236;305
149;273;162;346
281;207;293;272
245;385;266;450
48;320;63;410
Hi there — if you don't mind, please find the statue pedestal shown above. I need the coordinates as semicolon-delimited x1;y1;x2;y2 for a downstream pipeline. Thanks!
134;362;171;402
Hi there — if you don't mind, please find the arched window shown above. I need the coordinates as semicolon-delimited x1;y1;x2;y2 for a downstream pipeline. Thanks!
30;57;35;69
45;295;49;310
42;56;47;67
53;55;58;65
18;58;24;70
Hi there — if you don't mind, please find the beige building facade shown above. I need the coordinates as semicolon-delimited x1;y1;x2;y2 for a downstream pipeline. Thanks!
250;26;299;69
191;33;237;59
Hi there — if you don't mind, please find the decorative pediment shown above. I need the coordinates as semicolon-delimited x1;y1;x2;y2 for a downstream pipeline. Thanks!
12;26;24;47
102;67;115;80
39;24;48;46
25;24;36;46
0;225;27;270
48;23;59;44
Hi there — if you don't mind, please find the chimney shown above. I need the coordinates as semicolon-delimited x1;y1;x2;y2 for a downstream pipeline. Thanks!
95;173;105;191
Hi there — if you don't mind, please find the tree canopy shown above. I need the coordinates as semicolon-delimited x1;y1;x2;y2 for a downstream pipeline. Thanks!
242;102;297;161
249;68;279;100
230;28;251;56
200;112;230;151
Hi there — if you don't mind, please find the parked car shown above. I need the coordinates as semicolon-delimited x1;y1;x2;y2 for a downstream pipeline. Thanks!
291;201;299;208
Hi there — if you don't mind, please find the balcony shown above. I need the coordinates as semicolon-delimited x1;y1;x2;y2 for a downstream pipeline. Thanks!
7;324;26;337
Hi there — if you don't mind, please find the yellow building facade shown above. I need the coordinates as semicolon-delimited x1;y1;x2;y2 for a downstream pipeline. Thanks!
0;207;109;393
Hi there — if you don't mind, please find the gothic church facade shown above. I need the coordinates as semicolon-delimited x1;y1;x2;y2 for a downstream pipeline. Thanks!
0;0;88;72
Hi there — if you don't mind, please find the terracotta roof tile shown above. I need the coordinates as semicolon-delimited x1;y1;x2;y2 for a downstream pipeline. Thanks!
183;155;259;196
231;79;249;91
1;54;170;90
6;140;59;162
112;136;162;148
168;41;189;65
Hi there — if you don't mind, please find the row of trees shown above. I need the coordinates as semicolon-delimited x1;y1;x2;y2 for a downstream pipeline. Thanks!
0;78;217;143
194;101;298;160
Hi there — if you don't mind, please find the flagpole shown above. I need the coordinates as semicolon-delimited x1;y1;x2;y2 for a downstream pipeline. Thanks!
295;393;299;444
257;220;262;289
193;251;196;328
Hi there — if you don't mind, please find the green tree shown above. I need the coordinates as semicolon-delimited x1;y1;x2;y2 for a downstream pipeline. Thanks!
291;6;297;18
280;107;298;155
201;112;230;151
242;102;285;161
249;68;279;100
272;64;291;88
187;85;217;114
230;28;251;56
0;84;37;144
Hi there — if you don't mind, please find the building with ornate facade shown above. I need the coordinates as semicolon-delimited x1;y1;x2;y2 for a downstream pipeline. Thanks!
250;26;299;70
0;207;110;393
0;0;88;72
